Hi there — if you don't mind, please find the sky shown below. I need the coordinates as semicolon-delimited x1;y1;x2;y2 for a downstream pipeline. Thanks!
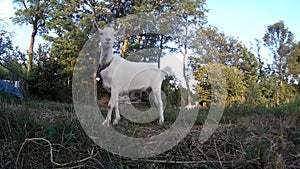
0;0;45;52
206;0;300;47
0;0;300;54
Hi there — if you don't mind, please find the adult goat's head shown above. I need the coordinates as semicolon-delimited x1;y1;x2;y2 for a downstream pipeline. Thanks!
98;26;125;49
98;26;125;68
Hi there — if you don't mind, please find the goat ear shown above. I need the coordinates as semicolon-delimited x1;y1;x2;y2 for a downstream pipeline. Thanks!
117;25;125;36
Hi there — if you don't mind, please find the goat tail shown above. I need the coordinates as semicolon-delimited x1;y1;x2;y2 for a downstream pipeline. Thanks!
161;66;173;75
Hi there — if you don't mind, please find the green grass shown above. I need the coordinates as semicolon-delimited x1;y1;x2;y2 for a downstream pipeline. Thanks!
0;96;299;168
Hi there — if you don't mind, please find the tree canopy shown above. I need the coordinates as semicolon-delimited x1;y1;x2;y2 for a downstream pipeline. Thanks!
0;0;298;105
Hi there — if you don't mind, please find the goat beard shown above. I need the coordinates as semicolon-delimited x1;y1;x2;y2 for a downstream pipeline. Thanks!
102;43;113;49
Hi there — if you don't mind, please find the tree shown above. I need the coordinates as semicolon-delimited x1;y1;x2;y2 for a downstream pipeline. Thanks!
112;0;208;106
263;21;294;104
288;42;300;82
42;0;91;100
0;24;26;82
12;0;51;74
169;0;207;106
195;63;246;106
29;44;69;101
116;1;176;63
192;26;259;105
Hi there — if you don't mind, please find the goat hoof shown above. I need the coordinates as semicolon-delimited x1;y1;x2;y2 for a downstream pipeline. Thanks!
102;120;110;127
159;120;164;125
113;120;119;125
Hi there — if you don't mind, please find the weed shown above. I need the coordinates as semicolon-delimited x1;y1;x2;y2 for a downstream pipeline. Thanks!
0;98;299;168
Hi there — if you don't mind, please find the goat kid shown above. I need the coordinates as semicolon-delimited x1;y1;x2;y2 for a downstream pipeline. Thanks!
97;26;171;126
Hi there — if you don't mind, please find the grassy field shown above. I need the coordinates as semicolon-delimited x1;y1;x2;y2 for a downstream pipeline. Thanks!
0;96;299;168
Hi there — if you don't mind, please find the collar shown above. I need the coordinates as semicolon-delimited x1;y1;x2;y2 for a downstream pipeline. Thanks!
98;57;113;74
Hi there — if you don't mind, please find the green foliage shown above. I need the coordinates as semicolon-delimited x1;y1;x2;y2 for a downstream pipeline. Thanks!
244;79;263;105
6;1;300;106
225;66;246;104
12;0;53;73
192;26;247;66
27;45;70;101
192;26;263;105
0;67;9;79
263;21;294;60
9;0;208;103
46;1;90;80
0;30;13;57
18;0;92;101
192;23;299;106
162;75;181;107
12;0;50;34
0;23;26;84
288;42;300;82
195;63;245;105
263;21;295;104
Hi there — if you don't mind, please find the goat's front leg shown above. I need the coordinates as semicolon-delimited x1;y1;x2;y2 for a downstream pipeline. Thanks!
113;93;121;125
102;99;113;126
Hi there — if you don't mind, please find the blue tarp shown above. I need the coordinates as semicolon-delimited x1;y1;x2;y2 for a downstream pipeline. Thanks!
0;80;24;99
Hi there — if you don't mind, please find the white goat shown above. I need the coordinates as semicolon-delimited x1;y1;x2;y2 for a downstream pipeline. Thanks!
97;26;171;126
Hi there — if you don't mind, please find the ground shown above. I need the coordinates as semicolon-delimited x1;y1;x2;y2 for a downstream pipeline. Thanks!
0;98;299;168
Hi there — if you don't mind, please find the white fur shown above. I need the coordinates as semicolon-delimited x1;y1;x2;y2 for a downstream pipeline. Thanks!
98;26;171;126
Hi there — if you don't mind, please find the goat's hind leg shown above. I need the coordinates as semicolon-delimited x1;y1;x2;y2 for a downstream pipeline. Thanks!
111;92;120;125
153;89;164;125
102;99;113;126
113;100;121;125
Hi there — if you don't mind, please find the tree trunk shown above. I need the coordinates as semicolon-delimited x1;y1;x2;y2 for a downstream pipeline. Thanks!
183;52;192;106
137;34;142;45
158;35;164;68
28;27;37;73
278;55;283;105
182;25;192;106
121;37;129;57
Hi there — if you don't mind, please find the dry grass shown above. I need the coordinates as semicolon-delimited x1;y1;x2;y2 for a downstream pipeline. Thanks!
1;97;299;168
